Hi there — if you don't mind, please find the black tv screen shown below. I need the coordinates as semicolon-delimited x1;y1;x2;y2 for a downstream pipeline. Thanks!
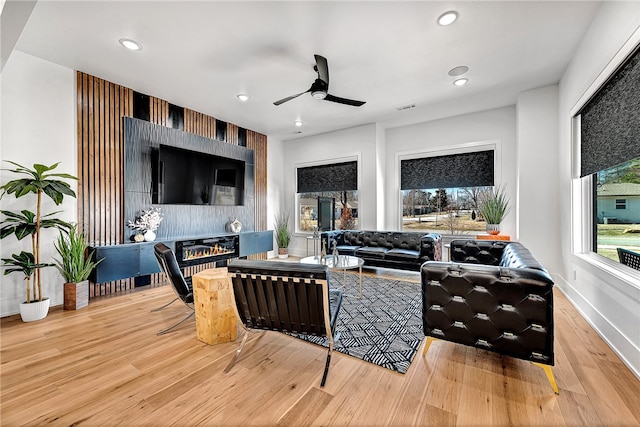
151;144;245;205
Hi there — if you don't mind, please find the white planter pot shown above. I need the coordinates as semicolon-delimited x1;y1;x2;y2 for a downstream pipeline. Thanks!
144;230;156;242
277;248;289;259
19;298;50;322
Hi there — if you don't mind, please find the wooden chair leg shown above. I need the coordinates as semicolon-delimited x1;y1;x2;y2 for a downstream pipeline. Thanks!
422;336;437;356
533;362;559;395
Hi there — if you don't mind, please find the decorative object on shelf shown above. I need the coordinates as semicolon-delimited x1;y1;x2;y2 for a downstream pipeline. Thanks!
479;184;510;235
312;226;320;238
0;161;76;322
228;217;242;233
274;212;291;259
127;207;163;241
54;223;103;310
133;233;144;243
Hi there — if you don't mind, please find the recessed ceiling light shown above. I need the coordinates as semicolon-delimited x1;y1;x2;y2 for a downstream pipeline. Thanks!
293;120;304;127
119;38;142;51
453;78;469;87
437;11;458;26
236;93;249;102
448;66;469;77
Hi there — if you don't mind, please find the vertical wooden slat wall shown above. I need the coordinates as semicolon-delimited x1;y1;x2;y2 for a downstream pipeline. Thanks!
77;72;269;296
77;72;133;297
247;131;268;260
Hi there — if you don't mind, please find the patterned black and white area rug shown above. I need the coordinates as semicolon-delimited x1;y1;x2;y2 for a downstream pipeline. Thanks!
290;272;424;374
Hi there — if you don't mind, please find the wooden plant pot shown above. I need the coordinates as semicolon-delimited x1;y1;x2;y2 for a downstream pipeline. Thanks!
64;280;89;310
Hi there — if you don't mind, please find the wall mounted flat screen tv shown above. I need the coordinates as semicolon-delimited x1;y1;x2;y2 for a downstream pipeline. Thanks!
151;144;245;205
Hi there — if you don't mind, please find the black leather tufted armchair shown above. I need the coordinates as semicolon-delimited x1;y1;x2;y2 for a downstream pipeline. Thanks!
421;240;558;394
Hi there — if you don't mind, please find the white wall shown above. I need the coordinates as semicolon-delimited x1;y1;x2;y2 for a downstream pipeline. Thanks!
385;106;518;239
558;2;640;377
0;51;77;315
516;85;561;273
281;123;380;257
266;135;285;258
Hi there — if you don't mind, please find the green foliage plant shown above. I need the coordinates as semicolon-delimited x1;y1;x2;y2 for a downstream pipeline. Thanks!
54;224;102;283
274;212;292;249
1;251;51;304
0;161;77;303
479;184;511;225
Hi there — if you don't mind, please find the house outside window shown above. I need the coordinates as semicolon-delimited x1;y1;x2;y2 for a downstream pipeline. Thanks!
594;159;640;262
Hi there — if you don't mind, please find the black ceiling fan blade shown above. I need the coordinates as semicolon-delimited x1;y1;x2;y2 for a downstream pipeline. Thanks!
324;94;366;107
314;54;329;86
273;89;310;106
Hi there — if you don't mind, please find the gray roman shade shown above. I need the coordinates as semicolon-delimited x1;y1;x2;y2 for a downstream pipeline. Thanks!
297;161;358;193
580;45;640;177
401;150;494;190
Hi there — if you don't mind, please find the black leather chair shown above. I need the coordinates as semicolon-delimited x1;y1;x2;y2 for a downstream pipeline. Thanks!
422;240;558;394
225;259;343;387
618;247;640;271
153;243;195;335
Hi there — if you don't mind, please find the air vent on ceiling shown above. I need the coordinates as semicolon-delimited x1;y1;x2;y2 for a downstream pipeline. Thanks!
396;104;416;111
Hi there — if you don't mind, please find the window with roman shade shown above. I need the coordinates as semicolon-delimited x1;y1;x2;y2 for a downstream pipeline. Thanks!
297;161;358;193
575;43;640;265
296;160;359;232
400;150;494;190
400;148;496;234
579;45;640;177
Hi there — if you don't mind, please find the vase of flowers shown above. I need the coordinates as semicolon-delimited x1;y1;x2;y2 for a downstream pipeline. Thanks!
127;207;164;242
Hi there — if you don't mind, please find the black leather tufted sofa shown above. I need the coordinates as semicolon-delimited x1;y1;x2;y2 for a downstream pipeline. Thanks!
421;239;558;393
320;230;442;271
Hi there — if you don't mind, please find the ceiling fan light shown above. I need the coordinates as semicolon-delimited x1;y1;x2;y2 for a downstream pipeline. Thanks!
311;90;327;100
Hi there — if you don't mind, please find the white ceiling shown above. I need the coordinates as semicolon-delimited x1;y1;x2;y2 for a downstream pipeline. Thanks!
11;1;602;141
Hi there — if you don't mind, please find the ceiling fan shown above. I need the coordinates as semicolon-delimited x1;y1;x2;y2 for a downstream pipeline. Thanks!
273;54;366;107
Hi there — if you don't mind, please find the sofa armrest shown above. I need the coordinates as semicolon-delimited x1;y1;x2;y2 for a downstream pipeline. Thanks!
419;233;442;261
450;239;508;265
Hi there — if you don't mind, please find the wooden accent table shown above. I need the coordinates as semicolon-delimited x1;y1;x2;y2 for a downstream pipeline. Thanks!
192;268;238;345
476;234;511;241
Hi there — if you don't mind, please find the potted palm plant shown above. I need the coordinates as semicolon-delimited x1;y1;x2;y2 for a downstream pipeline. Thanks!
0;161;76;321
54;224;102;310
479;184;510;235
274;212;292;259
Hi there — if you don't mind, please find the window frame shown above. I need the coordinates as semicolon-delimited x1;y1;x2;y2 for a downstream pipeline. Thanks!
570;32;640;285
293;155;360;234
395;140;502;234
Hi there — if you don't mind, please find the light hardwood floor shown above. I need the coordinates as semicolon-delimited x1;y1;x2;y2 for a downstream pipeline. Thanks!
1;268;639;426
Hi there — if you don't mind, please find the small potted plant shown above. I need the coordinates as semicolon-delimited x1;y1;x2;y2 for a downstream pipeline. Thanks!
274;212;292;259
0;161;76;321
479;184;510;235
54;224;103;310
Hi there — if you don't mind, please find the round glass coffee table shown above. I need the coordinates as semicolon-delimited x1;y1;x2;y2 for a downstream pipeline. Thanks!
300;255;364;298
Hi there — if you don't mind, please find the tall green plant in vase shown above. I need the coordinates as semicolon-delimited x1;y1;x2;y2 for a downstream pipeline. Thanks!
479;184;510;235
274;212;292;259
1;162;76;321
